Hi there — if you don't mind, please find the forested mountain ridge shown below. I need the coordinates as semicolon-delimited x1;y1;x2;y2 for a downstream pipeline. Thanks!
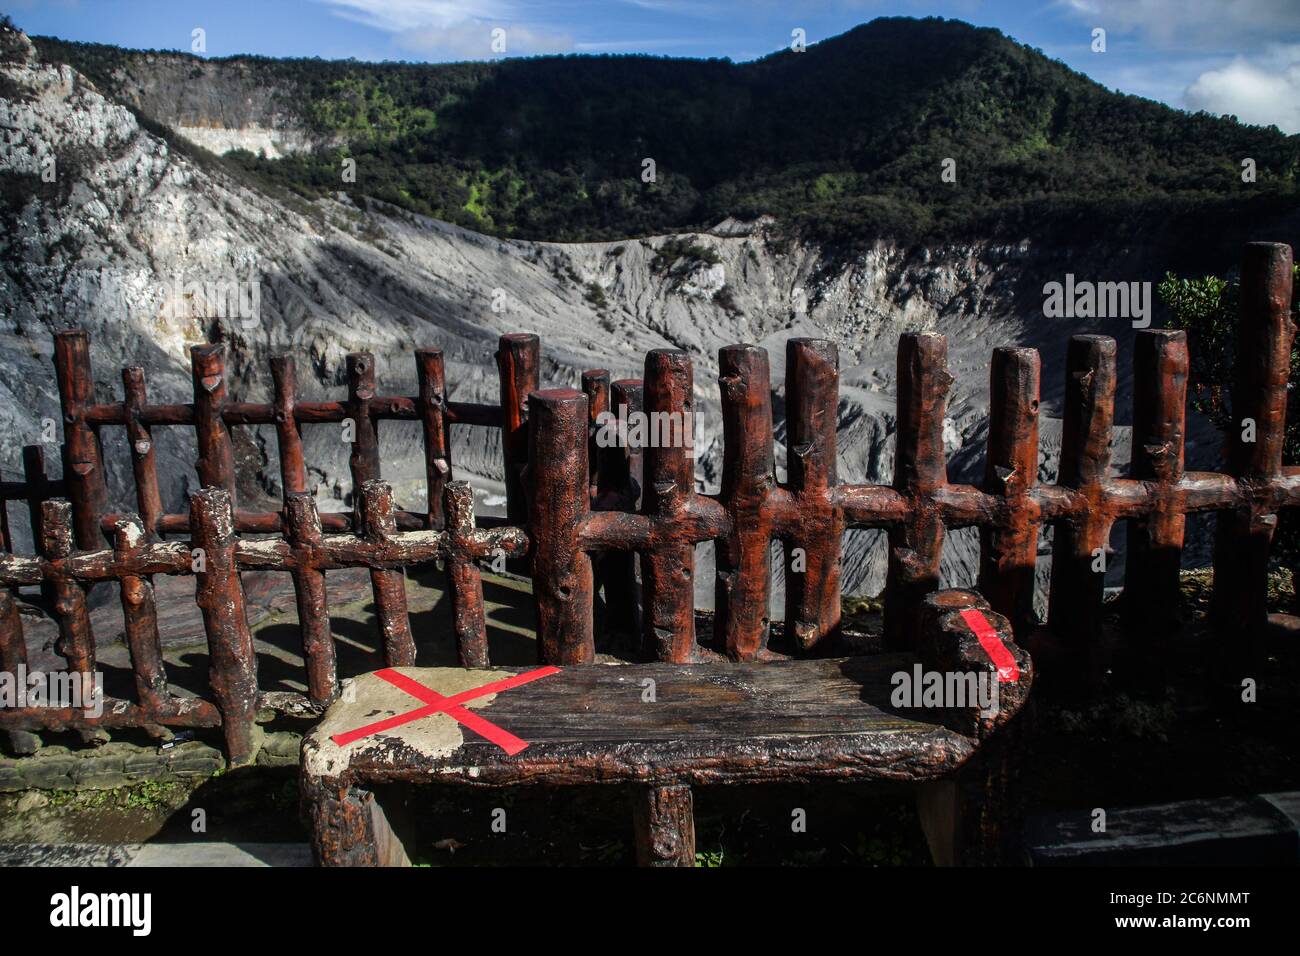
32;16;1300;247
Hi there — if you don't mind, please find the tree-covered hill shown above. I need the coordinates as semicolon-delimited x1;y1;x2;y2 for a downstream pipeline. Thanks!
32;16;1300;247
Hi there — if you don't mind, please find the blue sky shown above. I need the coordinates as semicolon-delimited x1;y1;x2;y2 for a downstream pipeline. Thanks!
7;0;1300;131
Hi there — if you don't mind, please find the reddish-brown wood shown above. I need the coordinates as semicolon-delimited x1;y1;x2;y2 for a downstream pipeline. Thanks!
717;344;775;660
190;488;259;766
359;480;415;667
1047;335;1117;673
348;354;415;666
7;241;1297;761
122;368;165;538
416;348;452;530
111;515;170;716
42;500;95;679
285;493;337;705
784;338;843;651
885;332;951;650
53;330;109;550
640;350;698;662
444;481;490;667
191;343;237;500
528;389;595;664
1212;242;1295;641
1125;330;1189;640
270;355;308;499
979;347;1041;641
497;333;540;529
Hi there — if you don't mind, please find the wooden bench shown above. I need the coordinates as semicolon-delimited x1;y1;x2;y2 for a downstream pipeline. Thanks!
300;589;1032;865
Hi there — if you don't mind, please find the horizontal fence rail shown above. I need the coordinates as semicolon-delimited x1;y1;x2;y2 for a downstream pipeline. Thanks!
528;242;1300;670
0;241;1295;763
0;331;551;761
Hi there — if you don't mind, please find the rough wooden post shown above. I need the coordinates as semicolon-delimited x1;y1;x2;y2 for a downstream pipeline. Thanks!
22;445;50;552
301;776;410;867
191;343;236;499
978;347;1041;641
348;354;414;665
914;589;1032;866
416;348;451;530
631;783;695;867
122;368;165;538
884;332;951;650
285;493;337;705
0;588;38;753
22;445;55;606
595;378;643;642
346;351;381;521
53;330;109;549
270;355;308;500
1212;242;1295;641
444;481;490;667
111;515;170;714
1047;335;1117;670
360;480;415;667
191;487;259;766
528;389;594;664
41;500;95;678
1125;330;1189;640
641;350;697;663
0;586;27;678
611;379;645;510
274;357;337;702
717;344;775;660
582;369;610;499
783;339;843;651
497;333;540;531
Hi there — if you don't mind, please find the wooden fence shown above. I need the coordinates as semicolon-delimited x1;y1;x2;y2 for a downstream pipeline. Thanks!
0;241;1295;763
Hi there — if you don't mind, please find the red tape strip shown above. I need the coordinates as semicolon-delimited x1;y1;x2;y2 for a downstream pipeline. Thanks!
330;665;560;753
958;609;1019;682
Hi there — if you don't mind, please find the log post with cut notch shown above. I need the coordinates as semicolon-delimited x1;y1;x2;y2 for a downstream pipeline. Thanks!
783;338;843;652
1047;335;1117;677
884;332;951;650
640;351;697;662
528;388;595;664
1212;242;1295;643
190;488;259;766
54;330;110;550
716;344;775;660
978;347;1041;641
416;348;451;530
1125;330;1189;641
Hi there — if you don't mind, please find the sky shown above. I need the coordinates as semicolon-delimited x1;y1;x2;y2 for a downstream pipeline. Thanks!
6;0;1300;133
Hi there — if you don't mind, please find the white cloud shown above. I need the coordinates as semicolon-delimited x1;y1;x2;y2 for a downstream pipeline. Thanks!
1060;0;1300;48
314;0;572;58
317;1;514;32
397;21;573;58
1184;44;1300;132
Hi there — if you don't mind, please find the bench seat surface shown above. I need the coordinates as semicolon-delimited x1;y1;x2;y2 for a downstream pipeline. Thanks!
302;656;978;787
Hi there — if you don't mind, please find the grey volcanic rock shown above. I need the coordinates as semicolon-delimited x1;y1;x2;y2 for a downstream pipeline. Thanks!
91;49;326;159
0;29;1224;614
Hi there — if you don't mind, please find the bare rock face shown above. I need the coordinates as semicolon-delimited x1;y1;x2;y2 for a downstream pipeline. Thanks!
0;32;1223;609
93;50;327;159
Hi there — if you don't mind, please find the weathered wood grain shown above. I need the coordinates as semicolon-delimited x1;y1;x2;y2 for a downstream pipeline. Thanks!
303;656;986;788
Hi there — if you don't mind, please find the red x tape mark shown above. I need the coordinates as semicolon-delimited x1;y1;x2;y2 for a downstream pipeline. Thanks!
958;609;1020;682
330;665;560;755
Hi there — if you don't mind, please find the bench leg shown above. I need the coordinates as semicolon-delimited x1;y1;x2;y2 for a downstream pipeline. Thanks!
303;775;411;867
916;717;1024;866
916;779;961;866
632;783;695;866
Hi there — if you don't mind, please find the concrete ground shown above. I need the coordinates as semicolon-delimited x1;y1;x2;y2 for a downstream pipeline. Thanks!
0;842;312;866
